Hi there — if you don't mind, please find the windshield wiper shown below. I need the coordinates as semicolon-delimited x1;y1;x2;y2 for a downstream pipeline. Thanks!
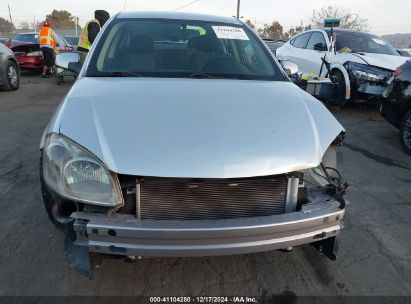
188;73;217;79
110;71;142;77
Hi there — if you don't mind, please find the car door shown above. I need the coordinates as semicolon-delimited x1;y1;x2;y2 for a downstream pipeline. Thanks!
0;44;5;85
281;32;312;75
302;31;330;77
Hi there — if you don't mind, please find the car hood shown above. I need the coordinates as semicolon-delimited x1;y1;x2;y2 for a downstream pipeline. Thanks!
339;52;408;71
54;78;344;178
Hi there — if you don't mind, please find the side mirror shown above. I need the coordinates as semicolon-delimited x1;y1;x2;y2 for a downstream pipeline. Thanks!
56;52;82;73
314;43;327;51
280;60;299;77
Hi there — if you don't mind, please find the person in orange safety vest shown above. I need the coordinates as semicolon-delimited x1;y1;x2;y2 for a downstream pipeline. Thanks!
38;20;59;78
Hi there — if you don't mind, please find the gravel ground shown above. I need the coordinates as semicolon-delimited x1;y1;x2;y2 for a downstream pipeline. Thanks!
0;73;410;299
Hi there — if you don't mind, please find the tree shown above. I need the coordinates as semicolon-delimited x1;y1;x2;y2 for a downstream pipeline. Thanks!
258;21;283;39
244;19;256;30
43;10;81;30
284;23;312;39
310;6;368;31
19;21;31;30
0;17;15;35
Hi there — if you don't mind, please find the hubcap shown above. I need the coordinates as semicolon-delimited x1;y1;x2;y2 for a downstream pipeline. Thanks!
8;66;18;87
403;116;411;149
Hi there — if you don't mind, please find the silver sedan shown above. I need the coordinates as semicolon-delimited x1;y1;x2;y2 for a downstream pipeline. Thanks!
0;42;19;91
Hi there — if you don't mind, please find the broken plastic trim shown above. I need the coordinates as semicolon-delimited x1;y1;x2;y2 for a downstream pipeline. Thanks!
311;236;339;261
64;221;93;278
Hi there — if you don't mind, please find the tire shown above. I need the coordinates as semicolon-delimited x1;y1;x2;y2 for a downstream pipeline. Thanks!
1;60;19;91
399;110;411;156
332;70;348;106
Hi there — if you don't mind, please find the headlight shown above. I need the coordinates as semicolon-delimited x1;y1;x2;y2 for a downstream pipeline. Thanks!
345;62;391;83
43;133;123;207
27;51;43;57
310;133;344;187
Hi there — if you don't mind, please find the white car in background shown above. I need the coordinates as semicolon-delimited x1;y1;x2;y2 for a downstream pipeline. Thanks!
276;28;409;104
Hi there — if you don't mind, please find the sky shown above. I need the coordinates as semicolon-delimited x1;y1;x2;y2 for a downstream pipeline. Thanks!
0;0;410;35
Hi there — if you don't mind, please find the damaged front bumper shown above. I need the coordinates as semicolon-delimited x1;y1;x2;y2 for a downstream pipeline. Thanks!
65;199;345;277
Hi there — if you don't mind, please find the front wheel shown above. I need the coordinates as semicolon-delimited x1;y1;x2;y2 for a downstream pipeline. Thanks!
399;110;411;155
332;70;348;106
1;60;19;91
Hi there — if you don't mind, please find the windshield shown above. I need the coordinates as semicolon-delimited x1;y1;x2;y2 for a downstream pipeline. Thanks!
13;34;38;44
330;30;399;56
86;18;285;81
65;36;79;46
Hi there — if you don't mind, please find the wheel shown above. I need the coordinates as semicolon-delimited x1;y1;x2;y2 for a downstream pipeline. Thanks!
332;70;348;106
1;60;19;91
399;110;411;155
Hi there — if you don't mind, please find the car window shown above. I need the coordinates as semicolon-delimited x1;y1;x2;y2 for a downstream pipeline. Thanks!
306;32;327;50
87;18;287;81
65;36;79;46
56;35;67;47
291;33;311;48
13;34;38;44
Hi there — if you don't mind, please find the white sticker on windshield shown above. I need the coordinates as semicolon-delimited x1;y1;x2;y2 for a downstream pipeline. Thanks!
372;38;386;45
212;26;249;40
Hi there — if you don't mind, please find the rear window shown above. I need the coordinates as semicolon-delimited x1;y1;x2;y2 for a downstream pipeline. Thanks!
86;18;286;81
13;34;38;44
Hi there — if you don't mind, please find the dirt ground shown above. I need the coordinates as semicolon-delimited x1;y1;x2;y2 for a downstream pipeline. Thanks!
0;73;410;299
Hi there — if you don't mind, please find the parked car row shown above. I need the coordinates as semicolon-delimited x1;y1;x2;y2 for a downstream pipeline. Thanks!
3;32;74;70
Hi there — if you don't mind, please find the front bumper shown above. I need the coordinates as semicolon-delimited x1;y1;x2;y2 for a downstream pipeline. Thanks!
68;199;344;262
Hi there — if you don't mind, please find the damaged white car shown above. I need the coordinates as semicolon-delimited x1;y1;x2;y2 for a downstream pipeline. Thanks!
276;28;409;104
40;12;347;277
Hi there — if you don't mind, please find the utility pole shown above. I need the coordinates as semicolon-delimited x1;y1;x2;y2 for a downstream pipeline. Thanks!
8;4;13;27
75;16;78;36
236;0;240;19
124;0;127;10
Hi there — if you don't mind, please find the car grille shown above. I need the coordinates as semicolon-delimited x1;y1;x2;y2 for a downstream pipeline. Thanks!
121;176;289;220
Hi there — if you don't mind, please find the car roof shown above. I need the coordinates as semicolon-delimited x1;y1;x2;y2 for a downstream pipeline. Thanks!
322;28;370;34
117;11;242;25
15;32;37;35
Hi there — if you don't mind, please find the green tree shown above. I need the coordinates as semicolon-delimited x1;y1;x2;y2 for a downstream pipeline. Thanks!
43;10;81;30
19;21;31;30
0;17;15;35
310;6;368;31
284;23;312;39
258;21;283;39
